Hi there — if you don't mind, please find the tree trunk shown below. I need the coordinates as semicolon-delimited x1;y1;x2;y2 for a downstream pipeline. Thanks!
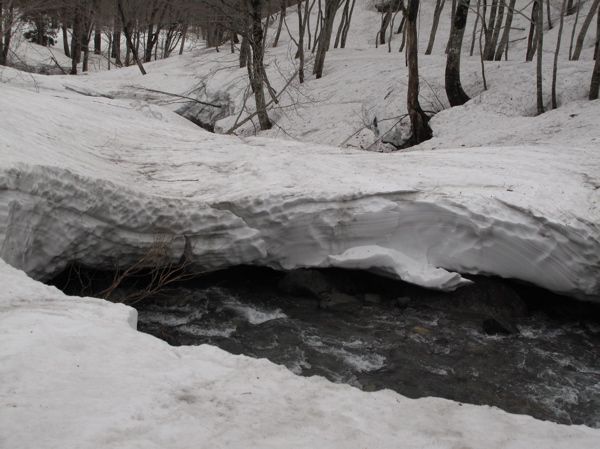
470;0;481;56
117;0;147;75
94;29;101;55
340;0;356;48
591;17;600;98
334;0;349;48
426;0;446;55
446;0;457;53
569;0;581;59
70;7;82;74
446;0;471;106
179;23;188;55
571;0;600;60
486;0;504;59
62;25;71;58
552;0;567;108
526;1;539;61
483;0;498;56
547;0;553;28
273;0;286;47
536;0;544;114
112;29;121;65
313;0;340;79
249;0;272;130
406;0;432;145
494;0;516;60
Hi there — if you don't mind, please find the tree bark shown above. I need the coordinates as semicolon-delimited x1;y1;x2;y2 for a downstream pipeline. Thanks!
313;0;340;79
406;0;432;145
494;0;516;60
426;0;446;55
486;0;504;59
552;0;568;108
340;0;356;48
569;0;581;59
249;0;272;130
536;0;544;114
117;0;147;75
526;1;539;61
94;29;101;55
446;0;471;106
62;24;71;58
571;0;600;60
470;0;481;56
273;0;286;47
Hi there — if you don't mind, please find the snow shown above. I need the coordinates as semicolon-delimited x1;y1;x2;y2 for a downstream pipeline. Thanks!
1;259;599;448
0;73;598;298
1;1;600;445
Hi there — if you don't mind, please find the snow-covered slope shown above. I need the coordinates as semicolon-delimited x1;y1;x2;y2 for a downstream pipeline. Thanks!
1;259;599;448
0;78;598;299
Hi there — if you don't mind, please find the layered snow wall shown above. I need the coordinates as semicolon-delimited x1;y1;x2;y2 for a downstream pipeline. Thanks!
0;81;599;300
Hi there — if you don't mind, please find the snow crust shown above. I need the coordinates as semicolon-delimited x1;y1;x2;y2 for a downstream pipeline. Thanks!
1;259;599;448
0;77;598;298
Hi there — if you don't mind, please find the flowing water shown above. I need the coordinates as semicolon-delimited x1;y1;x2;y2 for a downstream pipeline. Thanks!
119;267;600;428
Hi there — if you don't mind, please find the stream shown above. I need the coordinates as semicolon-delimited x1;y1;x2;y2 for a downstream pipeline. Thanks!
54;266;600;427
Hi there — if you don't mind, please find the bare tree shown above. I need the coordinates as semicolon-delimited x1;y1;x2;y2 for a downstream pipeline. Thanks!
571;0;600;60
313;0;340;78
405;0;432;145
552;0;568;108
494;0;516;60
426;0;446;55
446;0;470;106
590;2;600;98
536;0;544;114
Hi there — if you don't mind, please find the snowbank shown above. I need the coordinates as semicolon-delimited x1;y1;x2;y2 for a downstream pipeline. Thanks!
0;79;598;299
1;259;599;448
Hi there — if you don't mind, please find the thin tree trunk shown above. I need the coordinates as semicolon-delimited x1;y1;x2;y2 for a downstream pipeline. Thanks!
446;0;457;53
426;0;446;54
313;0;340;79
552;0;567;108
117;0;147;75
273;0;286;47
572;0;600;60
536;0;544;114
70;6;82;74
470;0;481;55
446;0;471;106
297;0;307;82
340;0;355;48
569;0;581;59
590;7;600;98
546;0;553;28
334;0;348;48
249;0;272;130
406;0;432;145
94;29;101;55
486;0;504;59
494;0;516;60
483;0;498;56
62;25;71;58
526;1;539;61
179;23;187;55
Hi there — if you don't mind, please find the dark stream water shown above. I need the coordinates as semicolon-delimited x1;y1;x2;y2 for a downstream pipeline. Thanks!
54;266;600;427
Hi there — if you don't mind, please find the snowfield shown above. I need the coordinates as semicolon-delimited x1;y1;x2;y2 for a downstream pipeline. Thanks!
0;75;598;298
2;0;600;446
2;259;600;449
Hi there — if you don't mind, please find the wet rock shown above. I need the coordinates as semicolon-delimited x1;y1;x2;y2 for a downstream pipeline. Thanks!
364;293;382;304
482;318;514;335
278;269;334;297
320;292;362;311
395;296;411;307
